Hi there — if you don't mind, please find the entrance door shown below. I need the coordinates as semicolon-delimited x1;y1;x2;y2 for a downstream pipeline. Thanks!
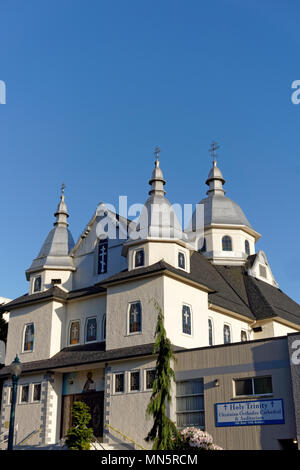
61;391;104;440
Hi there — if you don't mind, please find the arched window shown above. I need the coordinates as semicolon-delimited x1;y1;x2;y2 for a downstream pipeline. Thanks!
129;302;142;333
98;239;108;274
102;315;106;340
178;252;186;269
245;240;250;255
208;318;213;346
222;236;232;252
135;249;144;268
182;305;192;335
86;318;97;342
224;324;231;344
33;276;41;293
23;323;34;351
70;321;80;345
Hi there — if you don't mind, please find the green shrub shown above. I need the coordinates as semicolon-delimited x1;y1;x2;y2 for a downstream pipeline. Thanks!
65;401;93;450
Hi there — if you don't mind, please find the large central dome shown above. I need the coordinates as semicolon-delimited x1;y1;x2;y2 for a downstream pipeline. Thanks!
193;194;252;229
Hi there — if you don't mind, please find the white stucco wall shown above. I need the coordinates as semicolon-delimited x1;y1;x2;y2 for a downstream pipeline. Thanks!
127;241;190;273
5;301;66;365
106;277;163;350
203;227;256;265
64;295;107;348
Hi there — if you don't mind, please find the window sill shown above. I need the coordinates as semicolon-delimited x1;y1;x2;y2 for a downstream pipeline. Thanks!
231;394;273;401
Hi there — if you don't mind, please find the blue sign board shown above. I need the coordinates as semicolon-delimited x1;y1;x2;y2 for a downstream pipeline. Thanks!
215;399;285;427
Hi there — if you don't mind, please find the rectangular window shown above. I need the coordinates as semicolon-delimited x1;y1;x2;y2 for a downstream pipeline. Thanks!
176;379;205;430
145;369;156;390
86;317;97;342
70;321;80;345
33;383;41;402
115;373;124;393
20;385;29;403
135;249;144;268
235;376;273;397
129;302;142;334
182;305;192;335
130;371;140;392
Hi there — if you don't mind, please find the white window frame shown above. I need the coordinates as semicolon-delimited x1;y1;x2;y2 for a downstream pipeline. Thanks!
134;248;145;268
85;316;98;344
20;384;30;404
181;303;193;337
31;383;42;403
178;251;186;271
102;314;106;341
127;301;142;336
129;370;140;393
113;372;125;394
144;368;156;391
223;323;232;344
32;275;42;294
22;322;35;353
233;376;273;398
68;320;81;346
208;317;214;346
241;329;248;342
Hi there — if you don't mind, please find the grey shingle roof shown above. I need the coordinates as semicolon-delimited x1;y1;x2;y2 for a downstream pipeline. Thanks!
0;342;156;378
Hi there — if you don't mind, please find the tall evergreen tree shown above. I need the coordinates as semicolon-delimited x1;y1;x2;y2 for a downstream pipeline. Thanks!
145;299;180;450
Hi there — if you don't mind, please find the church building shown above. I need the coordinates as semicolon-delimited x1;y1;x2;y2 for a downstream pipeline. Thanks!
1;147;300;450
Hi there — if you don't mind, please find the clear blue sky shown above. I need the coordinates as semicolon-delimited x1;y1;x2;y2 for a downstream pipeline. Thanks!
0;0;300;302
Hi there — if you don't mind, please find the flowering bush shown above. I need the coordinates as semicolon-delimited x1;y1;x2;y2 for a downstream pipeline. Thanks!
179;427;222;450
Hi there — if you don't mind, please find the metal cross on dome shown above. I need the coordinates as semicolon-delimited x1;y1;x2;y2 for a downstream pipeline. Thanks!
209;141;220;163
61;183;66;194
154;146;161;161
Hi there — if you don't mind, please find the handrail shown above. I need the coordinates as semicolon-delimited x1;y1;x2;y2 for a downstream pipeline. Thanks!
91;434;106;451
104;423;146;450
15;428;42;447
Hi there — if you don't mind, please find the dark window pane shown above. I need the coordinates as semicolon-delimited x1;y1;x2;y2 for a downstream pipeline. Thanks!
254;377;272;395
146;370;156;390
178;252;185;269
115;374;124;393
86;318;97;342
224;324;231;344
241;330;247;342
129;302;142;333
24;324;34;351
33;276;41;293
21;385;29;403
130;371;140;391
235;379;253;396
182;305;191;335
135;250;144;267
208;319;213;346
245;240;250;255
222;236;232;251
33;384;41;402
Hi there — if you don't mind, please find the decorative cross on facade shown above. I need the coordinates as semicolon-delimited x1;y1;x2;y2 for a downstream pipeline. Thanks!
88;322;96;337
72;324;78;339
183;309;190;324
209;141;220;163
131;307;139;323
99;246;107;273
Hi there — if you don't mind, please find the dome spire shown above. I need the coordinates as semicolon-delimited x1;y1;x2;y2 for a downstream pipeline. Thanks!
206;141;226;196
54;183;69;227
149;145;166;196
